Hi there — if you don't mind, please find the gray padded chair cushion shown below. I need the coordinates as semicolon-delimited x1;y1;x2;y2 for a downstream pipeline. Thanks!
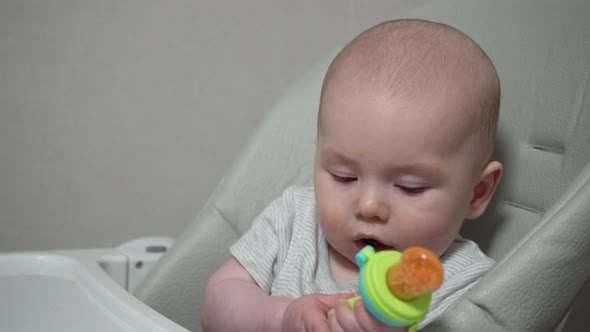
424;164;590;331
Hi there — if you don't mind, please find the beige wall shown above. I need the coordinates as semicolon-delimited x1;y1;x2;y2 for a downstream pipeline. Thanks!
0;1;429;251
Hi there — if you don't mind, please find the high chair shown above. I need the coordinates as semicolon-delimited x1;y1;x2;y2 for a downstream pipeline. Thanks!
134;1;590;331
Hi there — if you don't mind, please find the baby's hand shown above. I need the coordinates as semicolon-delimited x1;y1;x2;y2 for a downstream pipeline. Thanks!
281;293;351;332
327;298;409;332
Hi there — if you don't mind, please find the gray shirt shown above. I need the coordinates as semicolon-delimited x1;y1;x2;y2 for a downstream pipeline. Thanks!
231;186;495;328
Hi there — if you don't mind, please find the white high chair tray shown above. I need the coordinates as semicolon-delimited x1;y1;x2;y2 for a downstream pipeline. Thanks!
0;253;188;332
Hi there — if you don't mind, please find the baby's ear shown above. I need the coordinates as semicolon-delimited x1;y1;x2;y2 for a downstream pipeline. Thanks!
466;161;503;220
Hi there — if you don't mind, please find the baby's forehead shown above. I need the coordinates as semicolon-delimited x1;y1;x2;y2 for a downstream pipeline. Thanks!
320;76;485;156
324;66;474;116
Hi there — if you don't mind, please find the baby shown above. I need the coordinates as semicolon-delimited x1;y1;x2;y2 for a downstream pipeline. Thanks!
202;18;502;332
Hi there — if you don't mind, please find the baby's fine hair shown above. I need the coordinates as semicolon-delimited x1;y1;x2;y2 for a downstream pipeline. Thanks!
321;19;501;162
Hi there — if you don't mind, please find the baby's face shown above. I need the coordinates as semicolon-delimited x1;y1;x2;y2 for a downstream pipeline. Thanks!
314;84;484;265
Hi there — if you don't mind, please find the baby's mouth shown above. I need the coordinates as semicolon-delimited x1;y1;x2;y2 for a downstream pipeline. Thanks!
355;238;394;252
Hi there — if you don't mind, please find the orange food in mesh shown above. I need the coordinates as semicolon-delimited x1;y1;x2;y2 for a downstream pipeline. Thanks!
386;247;444;300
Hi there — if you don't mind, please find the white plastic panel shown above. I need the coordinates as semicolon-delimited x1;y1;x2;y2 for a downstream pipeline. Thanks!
0;253;188;332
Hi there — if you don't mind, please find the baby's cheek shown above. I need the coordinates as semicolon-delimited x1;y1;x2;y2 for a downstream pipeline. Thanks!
317;198;346;227
319;211;346;240
395;220;453;256
420;226;457;256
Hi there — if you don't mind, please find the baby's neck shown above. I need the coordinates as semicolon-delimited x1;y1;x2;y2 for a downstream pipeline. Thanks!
328;245;360;287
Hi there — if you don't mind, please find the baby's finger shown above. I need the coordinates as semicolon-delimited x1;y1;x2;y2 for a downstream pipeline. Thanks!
352;300;390;332
318;293;354;309
302;305;332;332
342;291;360;300
327;307;345;332
334;299;363;331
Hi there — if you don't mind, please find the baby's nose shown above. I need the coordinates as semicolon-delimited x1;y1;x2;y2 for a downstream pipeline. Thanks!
355;188;389;222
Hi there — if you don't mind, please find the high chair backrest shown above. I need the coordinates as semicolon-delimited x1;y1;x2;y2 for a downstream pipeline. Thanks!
135;1;590;331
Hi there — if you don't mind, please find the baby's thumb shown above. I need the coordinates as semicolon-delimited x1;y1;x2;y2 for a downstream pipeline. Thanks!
317;293;355;309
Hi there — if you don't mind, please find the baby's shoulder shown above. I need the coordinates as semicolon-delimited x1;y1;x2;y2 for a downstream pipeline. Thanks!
282;185;314;196
441;237;495;278
280;185;316;206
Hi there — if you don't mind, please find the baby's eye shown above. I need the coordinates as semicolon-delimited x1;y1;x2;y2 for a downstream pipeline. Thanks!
396;185;428;194
331;173;357;184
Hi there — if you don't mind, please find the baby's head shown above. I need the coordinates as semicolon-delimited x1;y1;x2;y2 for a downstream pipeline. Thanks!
321;19;500;164
313;19;503;266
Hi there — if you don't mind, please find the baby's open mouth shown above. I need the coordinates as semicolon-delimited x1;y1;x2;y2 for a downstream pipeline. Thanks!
355;238;394;252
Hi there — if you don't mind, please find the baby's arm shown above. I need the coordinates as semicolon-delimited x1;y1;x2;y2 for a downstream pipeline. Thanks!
201;257;291;331
201;257;351;332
